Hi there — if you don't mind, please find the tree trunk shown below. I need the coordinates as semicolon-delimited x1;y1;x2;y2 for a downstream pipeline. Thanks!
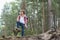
47;0;53;30
42;0;45;33
21;0;26;11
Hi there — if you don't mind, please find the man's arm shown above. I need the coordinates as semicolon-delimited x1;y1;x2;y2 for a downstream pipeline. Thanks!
17;15;20;22
25;17;28;24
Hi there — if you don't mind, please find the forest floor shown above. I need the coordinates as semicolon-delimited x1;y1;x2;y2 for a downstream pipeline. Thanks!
0;30;60;40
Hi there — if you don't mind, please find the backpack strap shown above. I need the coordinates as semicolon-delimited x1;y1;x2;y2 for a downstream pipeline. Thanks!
18;15;20;20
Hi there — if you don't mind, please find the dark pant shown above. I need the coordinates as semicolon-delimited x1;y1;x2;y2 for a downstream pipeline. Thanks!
17;22;25;36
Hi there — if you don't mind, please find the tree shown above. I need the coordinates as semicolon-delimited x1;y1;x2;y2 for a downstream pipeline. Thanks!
48;0;53;28
1;0;22;36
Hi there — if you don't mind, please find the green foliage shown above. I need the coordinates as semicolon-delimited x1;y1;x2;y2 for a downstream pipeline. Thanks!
1;0;60;36
1;0;21;36
0;0;48;36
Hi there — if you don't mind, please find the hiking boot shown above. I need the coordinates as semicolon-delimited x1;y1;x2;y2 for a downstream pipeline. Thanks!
16;28;21;32
13;28;21;36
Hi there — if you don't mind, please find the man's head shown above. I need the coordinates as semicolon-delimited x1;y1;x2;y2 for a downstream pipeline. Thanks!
19;11;25;16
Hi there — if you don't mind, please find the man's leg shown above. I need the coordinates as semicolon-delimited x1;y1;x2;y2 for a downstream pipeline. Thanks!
17;22;20;28
21;24;25;36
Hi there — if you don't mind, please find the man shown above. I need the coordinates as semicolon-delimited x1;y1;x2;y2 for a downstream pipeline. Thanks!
16;10;28;36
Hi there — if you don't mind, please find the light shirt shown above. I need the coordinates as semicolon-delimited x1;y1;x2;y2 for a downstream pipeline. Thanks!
20;16;25;24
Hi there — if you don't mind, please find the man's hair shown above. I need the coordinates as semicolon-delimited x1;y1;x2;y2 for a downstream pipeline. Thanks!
18;10;25;15
21;11;25;14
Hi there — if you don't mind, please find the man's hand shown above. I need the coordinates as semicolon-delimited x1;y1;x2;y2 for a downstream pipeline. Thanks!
25;24;28;29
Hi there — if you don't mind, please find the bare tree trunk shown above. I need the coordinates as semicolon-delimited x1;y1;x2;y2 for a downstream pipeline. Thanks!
47;0;53;30
21;0;26;11
42;0;45;33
